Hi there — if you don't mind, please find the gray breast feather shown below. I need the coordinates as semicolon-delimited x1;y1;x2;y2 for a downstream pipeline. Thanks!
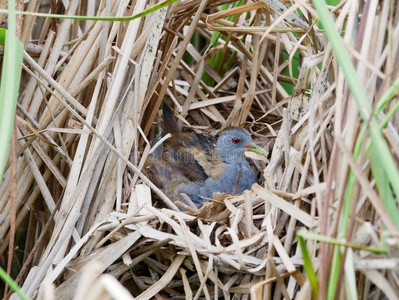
178;160;257;205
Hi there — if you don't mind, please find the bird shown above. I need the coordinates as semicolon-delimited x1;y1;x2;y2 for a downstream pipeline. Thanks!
145;104;265;206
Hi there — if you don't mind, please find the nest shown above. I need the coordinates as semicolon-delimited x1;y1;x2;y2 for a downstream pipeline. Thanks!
49;189;309;300
1;0;399;299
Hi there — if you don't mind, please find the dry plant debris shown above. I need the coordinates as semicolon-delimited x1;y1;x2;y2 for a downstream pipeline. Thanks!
1;0;399;299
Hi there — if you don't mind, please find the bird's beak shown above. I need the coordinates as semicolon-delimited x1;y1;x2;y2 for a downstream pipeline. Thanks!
245;143;266;155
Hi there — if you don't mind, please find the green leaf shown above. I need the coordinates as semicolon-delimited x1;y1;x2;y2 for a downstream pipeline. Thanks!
0;266;31;300
297;231;318;298
298;230;387;254
0;0;180;22
0;6;24;181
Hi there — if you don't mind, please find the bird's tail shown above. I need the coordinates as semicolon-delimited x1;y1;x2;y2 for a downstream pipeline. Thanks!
162;102;180;135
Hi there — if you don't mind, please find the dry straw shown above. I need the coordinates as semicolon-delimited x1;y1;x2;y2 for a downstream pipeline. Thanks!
1;0;399;299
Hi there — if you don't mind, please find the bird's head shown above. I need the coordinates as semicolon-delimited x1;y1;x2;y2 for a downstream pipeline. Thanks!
216;127;265;162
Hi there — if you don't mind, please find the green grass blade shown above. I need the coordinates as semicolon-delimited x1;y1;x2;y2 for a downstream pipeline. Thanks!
297;230;387;254
0;4;25;298
0;266;31;300
377;75;399;129
297;231;318;298
375;75;399;114
370;146;399;228
326;248;341;300
0;0;180;22
0;7;23;180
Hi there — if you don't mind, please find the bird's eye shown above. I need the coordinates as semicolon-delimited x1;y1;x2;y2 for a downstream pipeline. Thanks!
232;137;240;144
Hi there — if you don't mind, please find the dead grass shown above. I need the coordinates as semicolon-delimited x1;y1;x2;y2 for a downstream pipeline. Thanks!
1;0;399;299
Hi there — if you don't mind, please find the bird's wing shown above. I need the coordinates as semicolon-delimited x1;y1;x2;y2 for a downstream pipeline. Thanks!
145;132;224;201
162;132;224;181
